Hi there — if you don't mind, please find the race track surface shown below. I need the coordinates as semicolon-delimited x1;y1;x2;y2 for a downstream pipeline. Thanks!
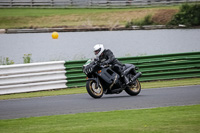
0;85;200;119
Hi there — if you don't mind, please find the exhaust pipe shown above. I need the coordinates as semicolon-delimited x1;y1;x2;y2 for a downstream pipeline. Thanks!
131;72;142;82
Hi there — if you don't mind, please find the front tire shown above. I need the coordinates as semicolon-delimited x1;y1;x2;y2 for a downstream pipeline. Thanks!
86;80;103;98
125;79;141;96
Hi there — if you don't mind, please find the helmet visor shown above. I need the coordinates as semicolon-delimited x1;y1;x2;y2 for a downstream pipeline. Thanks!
94;48;101;55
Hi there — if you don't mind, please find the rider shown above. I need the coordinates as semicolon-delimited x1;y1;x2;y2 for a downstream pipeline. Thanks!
93;44;130;85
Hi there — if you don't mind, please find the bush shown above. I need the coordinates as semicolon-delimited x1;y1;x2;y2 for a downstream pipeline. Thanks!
125;21;134;28
125;15;153;28
0;57;14;65
169;4;200;26
23;54;32;64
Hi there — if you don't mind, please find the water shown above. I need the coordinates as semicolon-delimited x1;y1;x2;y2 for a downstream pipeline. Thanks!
0;29;200;64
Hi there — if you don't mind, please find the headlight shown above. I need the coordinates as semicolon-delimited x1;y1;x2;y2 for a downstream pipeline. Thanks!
83;68;88;75
86;67;93;74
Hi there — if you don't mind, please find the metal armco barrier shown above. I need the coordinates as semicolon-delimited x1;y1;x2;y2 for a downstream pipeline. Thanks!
65;52;200;88
0;52;200;95
0;61;67;94
0;0;200;8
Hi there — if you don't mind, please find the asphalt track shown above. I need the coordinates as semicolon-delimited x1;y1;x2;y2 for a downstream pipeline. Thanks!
0;85;200;119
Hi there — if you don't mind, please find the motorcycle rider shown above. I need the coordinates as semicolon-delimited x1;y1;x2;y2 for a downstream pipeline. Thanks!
93;44;130;85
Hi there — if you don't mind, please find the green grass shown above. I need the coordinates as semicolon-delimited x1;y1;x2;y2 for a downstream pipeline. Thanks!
0;7;178;17
0;105;199;133
0;78;199;100
126;14;154;27
0;8;128;17
0;6;179;29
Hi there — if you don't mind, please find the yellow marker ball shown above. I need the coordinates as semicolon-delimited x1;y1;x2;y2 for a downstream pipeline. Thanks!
52;32;58;39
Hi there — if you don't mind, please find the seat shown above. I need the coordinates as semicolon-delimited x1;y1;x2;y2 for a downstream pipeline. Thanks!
122;64;133;71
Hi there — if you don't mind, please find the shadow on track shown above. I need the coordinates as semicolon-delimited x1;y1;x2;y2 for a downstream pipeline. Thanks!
85;93;144;100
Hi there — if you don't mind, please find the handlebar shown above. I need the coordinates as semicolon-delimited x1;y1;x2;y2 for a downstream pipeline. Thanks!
94;58;111;68
100;64;112;68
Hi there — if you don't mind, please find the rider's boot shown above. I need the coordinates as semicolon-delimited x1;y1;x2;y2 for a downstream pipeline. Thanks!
124;75;130;85
121;73;130;85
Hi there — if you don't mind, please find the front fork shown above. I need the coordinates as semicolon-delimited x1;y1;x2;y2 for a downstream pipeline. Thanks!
87;77;100;89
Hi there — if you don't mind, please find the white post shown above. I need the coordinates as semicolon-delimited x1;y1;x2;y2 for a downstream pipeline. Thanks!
107;0;110;6
126;0;132;6
89;0;92;6
10;0;13;7
70;0;73;6
31;0;33;7
51;0;54;7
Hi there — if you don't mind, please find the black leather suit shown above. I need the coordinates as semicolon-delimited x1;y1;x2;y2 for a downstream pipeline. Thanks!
98;49;124;76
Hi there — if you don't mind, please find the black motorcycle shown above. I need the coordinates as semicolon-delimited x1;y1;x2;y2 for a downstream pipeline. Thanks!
82;59;142;98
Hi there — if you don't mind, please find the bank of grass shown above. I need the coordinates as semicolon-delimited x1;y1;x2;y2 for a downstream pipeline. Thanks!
0;6;179;29
0;78;199;100
125;14;154;28
0;104;199;133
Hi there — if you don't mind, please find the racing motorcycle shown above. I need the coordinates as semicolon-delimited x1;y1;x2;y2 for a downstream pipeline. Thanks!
82;59;142;98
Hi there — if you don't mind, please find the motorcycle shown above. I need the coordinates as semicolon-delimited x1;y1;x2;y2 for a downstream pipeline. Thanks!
82;58;142;98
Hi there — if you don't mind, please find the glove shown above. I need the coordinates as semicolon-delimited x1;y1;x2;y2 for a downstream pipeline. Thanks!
101;62;108;66
94;58;99;62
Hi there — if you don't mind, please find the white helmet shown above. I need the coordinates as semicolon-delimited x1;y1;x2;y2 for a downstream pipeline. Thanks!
94;44;104;57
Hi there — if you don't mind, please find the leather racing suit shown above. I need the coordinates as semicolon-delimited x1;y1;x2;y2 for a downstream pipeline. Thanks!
97;49;127;84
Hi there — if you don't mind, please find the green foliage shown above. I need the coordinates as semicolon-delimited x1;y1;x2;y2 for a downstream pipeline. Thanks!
23;54;32;64
125;15;154;28
0;57;14;65
0;105;199;133
125;20;134;28
169;4;200;26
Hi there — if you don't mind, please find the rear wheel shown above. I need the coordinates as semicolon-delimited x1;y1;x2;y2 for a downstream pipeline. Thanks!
125;79;141;96
86;80;103;98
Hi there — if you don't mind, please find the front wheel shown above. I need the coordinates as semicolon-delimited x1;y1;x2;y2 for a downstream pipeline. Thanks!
125;79;141;96
86;80;103;98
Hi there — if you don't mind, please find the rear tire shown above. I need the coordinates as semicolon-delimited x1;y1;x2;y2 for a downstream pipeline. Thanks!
125;79;141;96
86;80;103;98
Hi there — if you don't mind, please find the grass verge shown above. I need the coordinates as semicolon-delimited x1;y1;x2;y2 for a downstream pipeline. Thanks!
0;105;199;133
0;6;179;29
0;78;199;100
